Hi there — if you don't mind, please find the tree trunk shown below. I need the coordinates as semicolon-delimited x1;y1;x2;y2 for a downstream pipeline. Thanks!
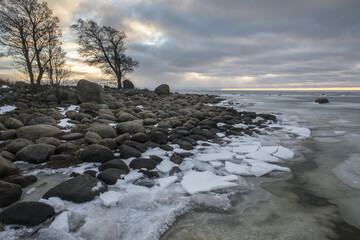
116;72;122;89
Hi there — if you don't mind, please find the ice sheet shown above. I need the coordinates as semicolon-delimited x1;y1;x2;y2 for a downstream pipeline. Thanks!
246;149;281;163
158;176;177;188
225;161;253;176
244;159;290;177
197;152;234;162
333;154;360;189
233;145;259;154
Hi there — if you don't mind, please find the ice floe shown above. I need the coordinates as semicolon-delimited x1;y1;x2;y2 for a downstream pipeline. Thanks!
245;149;281;163
233;145;259;154
225;161;252;176
158;176;177;188
197;152;234;162
244;159;290;177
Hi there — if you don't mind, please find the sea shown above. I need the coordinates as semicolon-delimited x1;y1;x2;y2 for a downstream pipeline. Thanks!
1;90;360;240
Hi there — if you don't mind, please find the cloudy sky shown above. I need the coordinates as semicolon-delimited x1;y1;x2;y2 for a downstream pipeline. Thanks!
1;0;360;90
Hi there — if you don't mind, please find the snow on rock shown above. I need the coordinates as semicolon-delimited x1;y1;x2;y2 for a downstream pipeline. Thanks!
0;105;16;115
158;176;177;188
58;118;75;128
99;191;122;207
273;146;294;159
244;159;290;177
40;197;66;213
225;161;253;176
156;159;176;173
1;85;9;89
283;126;311;139
197;152;233;162
233;145;259;154
245;149;281;163
181;170;238;195
49;211;70;232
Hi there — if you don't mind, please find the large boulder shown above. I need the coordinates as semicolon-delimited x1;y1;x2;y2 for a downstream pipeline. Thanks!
77;79;105;104
0;156;20;177
116;121;145;135
16;124;61;141
43;174;107;203
7;138;33;154
154;84;170;96
98;159;129;173
123;79;135;89
86;124;117;139
0;201;55;225
129;158;158;170
3;117;24;129
80;144;114;163
0;180;22;207
28;116;57;126
85;131;102;144
16;144;55;163
97;168;127;185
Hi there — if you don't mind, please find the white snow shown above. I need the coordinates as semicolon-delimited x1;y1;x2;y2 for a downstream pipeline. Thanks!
124;171;143;182
197;152;233;162
233;145;259;154
158;176;177;188
156;159;176;173
181;170;238;194
0;105;16;115
210;161;223;168
244;159;290;177
225;161;253;176
91;182;103;192
246;149;281;163
217;122;226;127
233;123;249;129
1;85;9;88
261;146;279;154
58;118;75;128
108;123;117;127
49;211;70;232
99;191;122;207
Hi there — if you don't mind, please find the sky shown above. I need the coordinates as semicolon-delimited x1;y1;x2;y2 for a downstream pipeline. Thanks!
1;0;360;90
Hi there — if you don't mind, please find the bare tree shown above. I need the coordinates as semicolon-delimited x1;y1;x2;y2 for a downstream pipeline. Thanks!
71;19;139;89
0;0;63;90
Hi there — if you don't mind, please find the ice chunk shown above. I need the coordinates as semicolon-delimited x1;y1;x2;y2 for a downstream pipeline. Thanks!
158;176;177;188
244;159;290;177
26;187;36;195
80;218;122;240
274;146;294;159
261;146;278;154
333;154;360;189
124;171;143;182
191;193;231;210
99;191;122;207
233;123;249;129
91;182;103;192
197;152;233;162
1;85;9;88
225;161;253;176
156;159;176;173
0;105;16;115
216;132;225;137
58;118;75;128
39;197;66;213
210;161;223;168
233;145;259;154
181;170;237;194
246;149;280;163
49;211;70;232
283;126;311;139
217;122;226;127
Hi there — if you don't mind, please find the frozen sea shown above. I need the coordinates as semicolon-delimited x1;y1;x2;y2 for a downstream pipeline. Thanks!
1;90;360;240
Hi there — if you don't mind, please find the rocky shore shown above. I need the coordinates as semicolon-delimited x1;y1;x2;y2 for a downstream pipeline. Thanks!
0;80;286;239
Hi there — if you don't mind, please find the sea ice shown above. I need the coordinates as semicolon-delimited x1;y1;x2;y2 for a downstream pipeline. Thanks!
99;191;122;207
124;171;143;182
233;145;259;154
49;211;70;232
157;159;176;173
210;161;223;168
225;161;253;176
332;154;360;189
283;126;311;139
244;159;290;177
245;149;281;163
261;146;278;154
0;105;16;115
181;170;238;194
197;152;234;162
273;146;294;159
158;176;177;188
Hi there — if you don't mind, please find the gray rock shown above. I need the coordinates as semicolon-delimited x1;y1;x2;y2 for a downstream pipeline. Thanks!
0;151;15;162
7;138;33;154
74;112;93;121
315;97;330;104
144;118;158;125
116;121;145;135
172;139;194;150
97;138;117;150
37;137;61;146
87;124;117;139
98;159;129;173
79;144;114;163
115;133;131;145
2;175;37;188
0;180;22;207
43;174;107;203
3;117;24;129
0;201;55;225
0;156;19;177
56;142;77;153
119;145;141;159
117;112;139;122
190;128;216;139
154;84;170;96
150;131;168;144
0;129;16;140
123;79;135;89
28;116;57;126
85;131;102;144
27;228;77;240
48;154;73;162
16;144;56;163
131;133;149;143
170;153;184;165
97;168;127;185
61;133;84;141
129;158;158;170
77;79;105;104
16;124;61;141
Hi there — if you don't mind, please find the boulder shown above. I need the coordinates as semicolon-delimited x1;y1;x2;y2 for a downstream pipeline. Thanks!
151;131;168;144
119;145;141;159
131;133;149;143
97;168;127;185
115;133;131;145
61;133;84;141
87;124;117;139
7;138;33;154
116;121;145;135
74;112;93;121
154;84;170;96
0;201;55;225
85;131;102;144
0;156;20;177
43;174;107;203
16;124;61;141
98;159;129;173
16;144;55;163
315;98;330;104
129;158;158;170
37;137;61;146
79;144;114;163
117;112;139;122
0;151;15;162
56;142;77;153
28;116;57;126
0;180;22;207
27;228;77;240
97;138;117;150
123;79;135;89
2;175;37;188
77;79;105;104
170;153;184;165
172;139;194;150
3;117;24;129
0;129;16;140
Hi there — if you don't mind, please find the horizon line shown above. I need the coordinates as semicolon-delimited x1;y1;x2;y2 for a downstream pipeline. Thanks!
219;87;360;91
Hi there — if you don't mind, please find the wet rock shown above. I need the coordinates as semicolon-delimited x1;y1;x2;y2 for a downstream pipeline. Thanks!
98;159;129;173
61;132;84;141
84;170;97;178
160;144;174;151
16;144;55;163
7;138;33;154
149;155;163;163
0;151;15;162
124;140;146;153
77;79;105;104
116;121;145;134
129;158;158;170
0;180;22;207
190;128;216;139
138;170;159;178
119;145;141;159
3;117;24;129
0;201;55;225
87;124;117;139
144;118;158;125
150;131;168;144
74;112;93;121
154;84;170;96
169;167;181;176
16;124;61;141
315;98;330;104
85;131;102;144
43;174;107;203
80;144;114;163
97;168;127;185
2;175;37;188
48;154;73;162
